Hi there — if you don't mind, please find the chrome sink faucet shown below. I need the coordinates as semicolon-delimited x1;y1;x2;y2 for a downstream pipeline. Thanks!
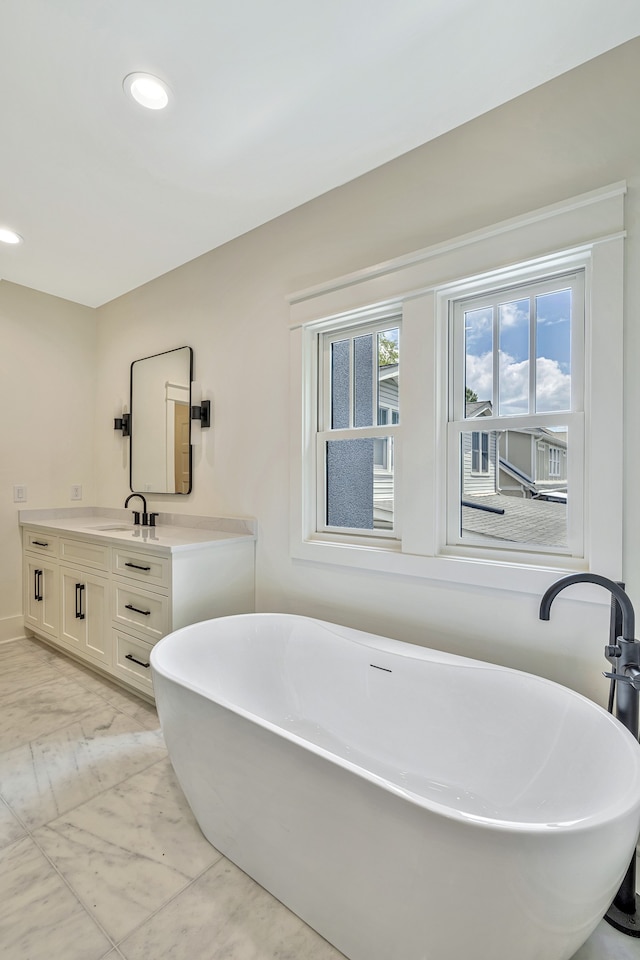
124;493;148;526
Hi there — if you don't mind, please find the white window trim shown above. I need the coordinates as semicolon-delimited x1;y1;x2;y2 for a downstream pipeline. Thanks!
289;182;625;597
446;269;584;558
317;316;402;539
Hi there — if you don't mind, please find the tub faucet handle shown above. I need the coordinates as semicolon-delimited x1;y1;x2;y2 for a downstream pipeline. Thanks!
603;669;640;692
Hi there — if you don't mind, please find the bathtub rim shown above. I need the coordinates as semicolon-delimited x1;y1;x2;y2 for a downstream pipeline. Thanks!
151;612;640;835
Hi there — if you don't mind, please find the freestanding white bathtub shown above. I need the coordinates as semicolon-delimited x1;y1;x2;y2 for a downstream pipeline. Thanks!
151;613;640;960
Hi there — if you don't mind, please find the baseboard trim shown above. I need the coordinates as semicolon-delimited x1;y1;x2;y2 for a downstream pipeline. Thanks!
0;616;25;644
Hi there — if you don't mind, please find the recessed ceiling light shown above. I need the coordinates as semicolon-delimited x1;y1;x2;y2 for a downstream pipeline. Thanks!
0;227;23;245
123;72;170;110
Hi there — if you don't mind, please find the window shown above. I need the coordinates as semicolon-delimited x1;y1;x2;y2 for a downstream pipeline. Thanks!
290;183;624;595
471;432;490;474
448;273;583;556
549;447;561;478
318;320;400;535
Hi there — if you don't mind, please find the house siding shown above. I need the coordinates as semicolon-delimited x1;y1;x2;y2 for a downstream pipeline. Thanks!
462;430;497;497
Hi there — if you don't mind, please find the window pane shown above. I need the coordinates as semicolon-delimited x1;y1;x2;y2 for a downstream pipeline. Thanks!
331;340;350;429
465;307;493;413
327;437;394;530
498;298;529;416
536;289;571;413
354;335;374;427
378;328;400;425
459;428;568;550
481;432;489;472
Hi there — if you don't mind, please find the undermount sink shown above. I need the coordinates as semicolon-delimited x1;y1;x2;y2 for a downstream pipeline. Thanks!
89;524;132;531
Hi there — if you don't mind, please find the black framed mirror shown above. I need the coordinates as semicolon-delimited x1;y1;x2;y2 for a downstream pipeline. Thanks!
129;346;193;494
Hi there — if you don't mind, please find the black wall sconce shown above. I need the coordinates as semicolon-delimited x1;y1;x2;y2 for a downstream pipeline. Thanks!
190;399;211;429
114;413;131;437
190;382;210;447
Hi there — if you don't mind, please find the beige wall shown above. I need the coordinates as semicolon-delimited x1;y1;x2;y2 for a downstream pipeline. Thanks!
0;281;96;638
4;38;640;699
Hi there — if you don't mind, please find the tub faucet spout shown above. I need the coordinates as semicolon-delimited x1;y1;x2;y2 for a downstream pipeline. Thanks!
539;572;640;936
124;493;148;525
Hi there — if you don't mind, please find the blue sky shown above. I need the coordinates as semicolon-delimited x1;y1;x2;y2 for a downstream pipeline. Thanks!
465;288;571;415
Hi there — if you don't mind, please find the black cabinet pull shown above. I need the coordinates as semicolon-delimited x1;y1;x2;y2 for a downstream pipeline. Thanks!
75;583;85;620
125;653;150;669
125;562;151;571
125;603;151;616
34;569;43;602
33;540;49;547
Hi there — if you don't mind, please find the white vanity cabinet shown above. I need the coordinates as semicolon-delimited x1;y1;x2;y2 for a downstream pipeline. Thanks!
21;513;256;700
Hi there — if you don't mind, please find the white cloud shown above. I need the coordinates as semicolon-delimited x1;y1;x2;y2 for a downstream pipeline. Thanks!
466;351;570;414
499;354;529;415
535;356;570;411
498;300;528;328
465;351;492;401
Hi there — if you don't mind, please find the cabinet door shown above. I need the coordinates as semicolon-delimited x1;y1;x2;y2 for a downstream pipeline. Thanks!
60;567;110;665
24;556;59;638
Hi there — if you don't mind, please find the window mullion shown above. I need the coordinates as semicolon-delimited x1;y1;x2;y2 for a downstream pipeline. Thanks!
492;304;499;415
349;338;355;429
529;296;536;415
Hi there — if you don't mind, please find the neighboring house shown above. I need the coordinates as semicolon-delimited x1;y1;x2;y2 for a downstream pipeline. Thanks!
462;401;498;497
327;357;398;531
465;402;567;501
499;427;567;500
373;363;398;527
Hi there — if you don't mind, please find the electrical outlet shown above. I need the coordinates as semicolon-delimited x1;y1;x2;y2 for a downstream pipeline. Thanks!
71;484;82;501
13;484;27;502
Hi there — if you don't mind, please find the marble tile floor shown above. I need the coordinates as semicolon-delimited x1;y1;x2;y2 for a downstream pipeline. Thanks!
0;635;638;960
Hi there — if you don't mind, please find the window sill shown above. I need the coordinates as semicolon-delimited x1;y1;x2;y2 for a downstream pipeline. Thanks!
291;535;589;597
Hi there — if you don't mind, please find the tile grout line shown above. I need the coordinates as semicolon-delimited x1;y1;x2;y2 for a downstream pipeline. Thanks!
2;753;185;958
0;690;152;762
0;638;170;959
112;850;227;954
0;736;169;836
3;827;121;955
21;761;225;958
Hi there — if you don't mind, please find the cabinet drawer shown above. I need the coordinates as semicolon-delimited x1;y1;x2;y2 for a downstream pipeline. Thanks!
113;630;155;693
24;530;59;557
60;537;110;572
112;548;169;590
112;582;168;641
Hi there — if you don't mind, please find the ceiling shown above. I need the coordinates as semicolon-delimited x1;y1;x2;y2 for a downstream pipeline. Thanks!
2;1;639;309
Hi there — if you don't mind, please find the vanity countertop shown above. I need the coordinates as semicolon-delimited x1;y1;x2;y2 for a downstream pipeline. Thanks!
19;508;256;555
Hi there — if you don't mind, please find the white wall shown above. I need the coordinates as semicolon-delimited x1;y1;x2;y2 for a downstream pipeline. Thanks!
3;39;638;702
89;39;640;705
0;281;96;639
